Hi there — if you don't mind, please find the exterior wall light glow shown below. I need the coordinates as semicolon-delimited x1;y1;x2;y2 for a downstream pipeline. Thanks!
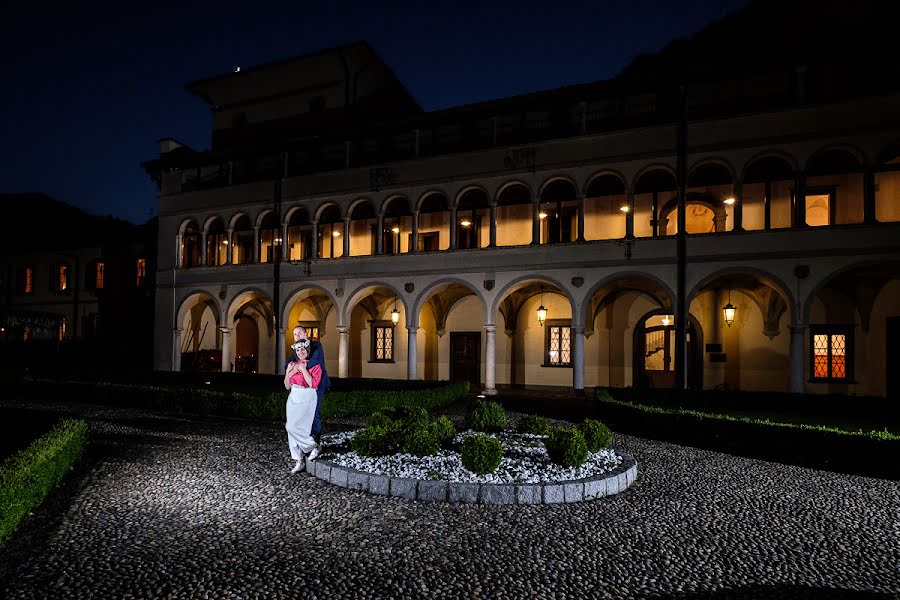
332;230;341;237
538;212;548;219
662;315;671;326
537;285;547;326
723;290;736;327
391;226;400;233
620;205;630;213
391;301;400;324
723;197;736;205
460;219;472;227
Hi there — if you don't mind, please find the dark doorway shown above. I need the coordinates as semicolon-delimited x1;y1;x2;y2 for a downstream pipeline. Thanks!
451;332;481;387
888;317;900;400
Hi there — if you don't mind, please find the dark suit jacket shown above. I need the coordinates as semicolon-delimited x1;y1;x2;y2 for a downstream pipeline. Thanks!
288;340;331;391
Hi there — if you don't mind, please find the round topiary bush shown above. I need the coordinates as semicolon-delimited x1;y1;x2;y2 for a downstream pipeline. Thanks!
430;415;456;445
401;426;439;456
390;405;430;429
544;427;588;468
517;414;550;436
351;424;398;457
580;419;612;452
460;433;503;474
466;400;507;432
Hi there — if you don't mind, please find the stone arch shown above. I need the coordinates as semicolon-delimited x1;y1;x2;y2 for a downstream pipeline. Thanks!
178;217;200;235
688;266;795;337
631;163;676;192
281;284;340;328
584;169;628;195
314;201;344;222
225;287;274;326
283;205;311;226
255;209;275;228
741;150;799;181
176;289;221;334
494;180;532;204
802;260;900;326
341;281;410;327
688;157;738;185
805;144;867;173
381;194;411;216
580;271;676;336
347;198;377;220
491;274;575;328
416;189;451;212
202;215;224;232
228;212;250;230
538;174;578;197
454;185;491;208
412;277;488;331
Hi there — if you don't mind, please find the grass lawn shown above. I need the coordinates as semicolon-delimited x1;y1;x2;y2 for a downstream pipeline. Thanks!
710;408;899;437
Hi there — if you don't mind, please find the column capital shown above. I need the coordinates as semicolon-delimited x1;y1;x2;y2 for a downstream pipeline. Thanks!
219;326;231;334
483;324;496;333
337;326;350;334
572;325;585;335
173;327;183;334
406;326;419;333
788;324;807;334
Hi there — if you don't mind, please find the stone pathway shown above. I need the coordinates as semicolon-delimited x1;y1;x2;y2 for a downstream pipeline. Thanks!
1;401;897;599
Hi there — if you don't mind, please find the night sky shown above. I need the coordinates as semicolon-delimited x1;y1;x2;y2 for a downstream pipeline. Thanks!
1;0;749;225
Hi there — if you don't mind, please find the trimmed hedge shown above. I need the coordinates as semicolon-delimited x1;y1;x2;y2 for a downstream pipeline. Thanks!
460;434;503;474
0;418;88;545
351;407;455;457
517;414;551;436
467;400;507;432
595;390;900;479
544;427;588;468
580;419;613;452
13;379;469;422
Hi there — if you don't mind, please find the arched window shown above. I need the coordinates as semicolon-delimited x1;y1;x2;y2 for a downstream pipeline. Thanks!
286;208;312;261
231;215;253;265
318;204;344;259
258;212;281;263
743;156;795;230
495;184;530;247
206;218;227;266
806;149;864;226
181;221;201;268
584;174;626;240
539;180;578;244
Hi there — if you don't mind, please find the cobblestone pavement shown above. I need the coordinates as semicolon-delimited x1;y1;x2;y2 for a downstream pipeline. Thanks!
1;401;897;599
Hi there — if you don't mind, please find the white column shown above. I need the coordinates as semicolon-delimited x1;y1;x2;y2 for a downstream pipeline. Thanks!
789;323;806;393
276;328;286;372
220;327;232;372
280;224;288;260
576;195;586;242
175;234;183;269
410;212;419;253
200;232;208;266
573;326;585;392
343;218;351;257
253;226;260;263
531;201;540;245
338;326;350;378
483;324;497;395
407;326;418;380
226;229;234;264
450;207;458;249
172;328;183;372
375;214;384;255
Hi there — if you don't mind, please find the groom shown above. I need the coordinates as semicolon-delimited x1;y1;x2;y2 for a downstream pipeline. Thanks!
288;325;330;443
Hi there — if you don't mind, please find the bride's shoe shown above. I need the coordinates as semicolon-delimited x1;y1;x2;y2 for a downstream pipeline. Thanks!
290;459;305;474
308;445;320;461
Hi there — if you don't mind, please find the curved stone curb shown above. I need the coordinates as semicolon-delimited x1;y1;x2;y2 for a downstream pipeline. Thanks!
306;452;638;504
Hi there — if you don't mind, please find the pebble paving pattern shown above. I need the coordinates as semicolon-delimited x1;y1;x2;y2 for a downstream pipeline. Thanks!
1;401;898;599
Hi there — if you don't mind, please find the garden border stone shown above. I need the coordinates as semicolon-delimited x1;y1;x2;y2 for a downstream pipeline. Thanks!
310;452;637;505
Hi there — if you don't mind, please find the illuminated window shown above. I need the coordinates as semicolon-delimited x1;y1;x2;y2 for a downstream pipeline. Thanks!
94;262;105;289
371;322;394;362
298;322;320;342
805;188;834;227
58;317;67;341
58;264;68;292
136;258;146;287
544;321;572;367
24;267;33;294
810;326;853;382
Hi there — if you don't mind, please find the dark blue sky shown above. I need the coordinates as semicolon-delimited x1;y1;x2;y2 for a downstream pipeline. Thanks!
0;0;749;225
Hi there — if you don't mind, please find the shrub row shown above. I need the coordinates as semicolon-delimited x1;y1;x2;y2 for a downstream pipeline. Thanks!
0;418;88;545
351;407;456;457
594;390;900;479
13;379;469;422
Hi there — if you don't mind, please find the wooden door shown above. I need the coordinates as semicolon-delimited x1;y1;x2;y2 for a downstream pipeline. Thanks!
451;332;481;387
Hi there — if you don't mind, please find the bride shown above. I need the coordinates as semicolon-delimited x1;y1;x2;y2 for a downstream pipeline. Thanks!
283;339;321;473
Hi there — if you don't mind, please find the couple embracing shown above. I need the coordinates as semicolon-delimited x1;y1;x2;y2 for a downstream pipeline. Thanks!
283;325;330;473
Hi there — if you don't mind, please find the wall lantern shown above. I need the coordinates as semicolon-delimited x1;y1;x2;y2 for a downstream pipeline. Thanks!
723;197;736;206
391;226;400;234
619;205;630;213
723;290;736;327
391;296;400;324
537;285;547;326
538;211;548;220
460;219;472;227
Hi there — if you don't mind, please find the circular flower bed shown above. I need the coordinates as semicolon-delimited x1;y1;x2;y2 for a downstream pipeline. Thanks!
313;429;638;504
321;430;622;484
